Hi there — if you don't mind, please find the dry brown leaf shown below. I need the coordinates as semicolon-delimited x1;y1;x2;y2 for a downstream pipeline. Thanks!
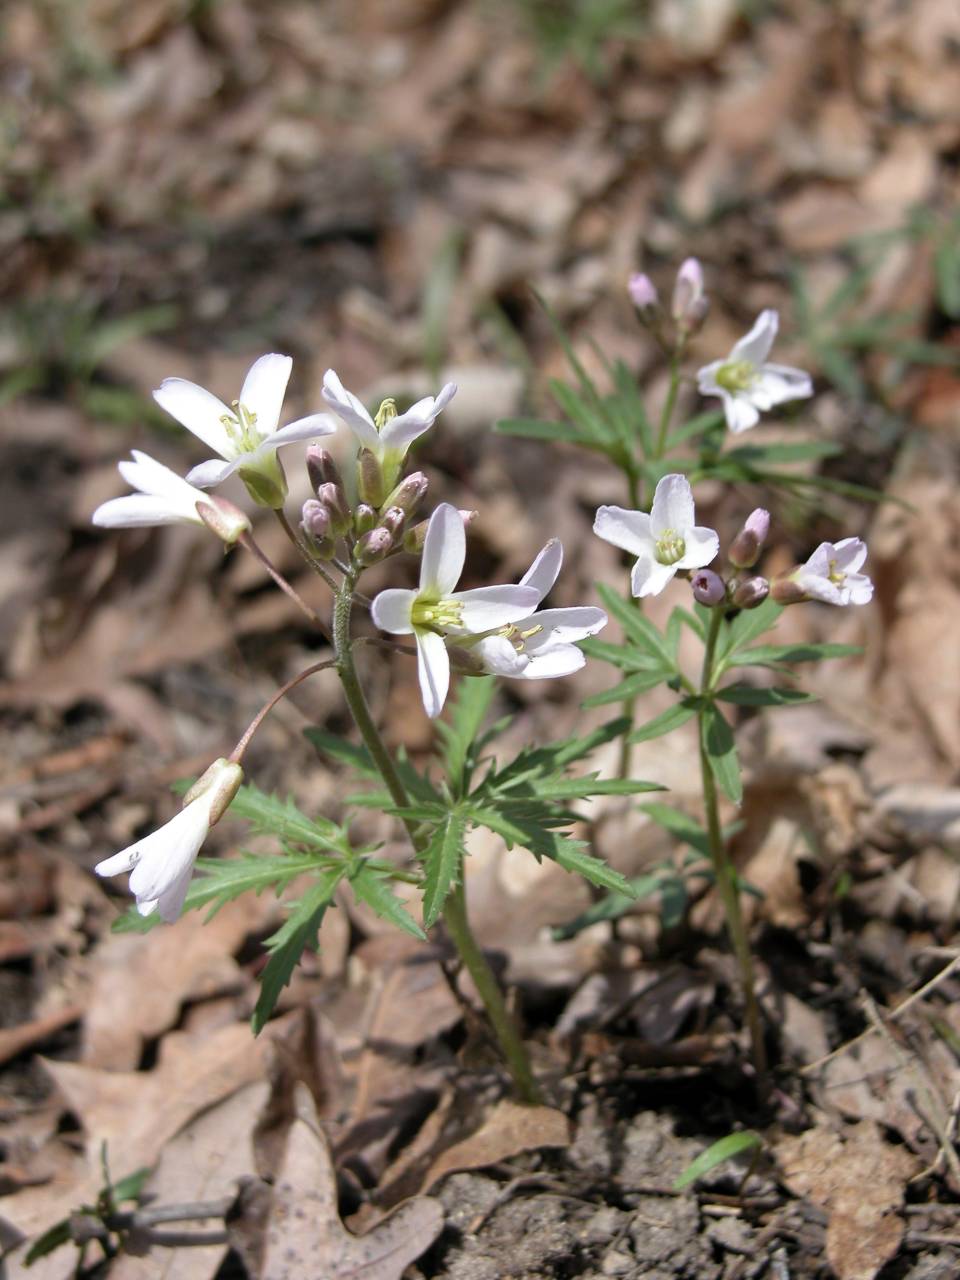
229;1084;443;1280
421;1099;569;1193
776;1118;918;1280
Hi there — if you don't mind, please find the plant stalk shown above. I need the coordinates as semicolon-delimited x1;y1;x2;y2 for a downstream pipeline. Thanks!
698;608;767;1083
332;575;541;1103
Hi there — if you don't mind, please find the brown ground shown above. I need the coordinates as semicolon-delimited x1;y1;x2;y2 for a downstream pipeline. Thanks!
2;1;960;1277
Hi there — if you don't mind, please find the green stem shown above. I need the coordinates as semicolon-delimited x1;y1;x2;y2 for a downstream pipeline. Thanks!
697;609;767;1083
332;576;541;1103
654;350;683;460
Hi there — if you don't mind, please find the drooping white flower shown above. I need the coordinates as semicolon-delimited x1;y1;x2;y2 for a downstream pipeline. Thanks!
95;758;243;923
322;369;456;487
371;503;539;718
154;354;336;507
594;474;719;599
472;540;607;681
91;451;250;542
697;310;812;434
791;537;873;606
672;257;708;333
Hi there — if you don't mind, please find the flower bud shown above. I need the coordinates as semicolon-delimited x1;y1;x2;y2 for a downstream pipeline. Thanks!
315;482;351;536
355;527;394;566
301;498;331;542
692;568;725;606
672;257;708;335
382;471;428;517
182;757;244;826
195;497;251;546
403;509;477;554
771;577;808;606
378;505;406;542
306;446;343;495
628;273;659;313
354;503;377;535
732;576;770;609
357;449;385;508
729;507;770;569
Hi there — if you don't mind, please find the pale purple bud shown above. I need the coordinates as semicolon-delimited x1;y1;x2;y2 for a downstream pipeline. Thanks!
732;576;770;609
194;496;251;546
301;498;331;542
628;273;659;312
383;471;428;516
355;527;394;566
357;449;385;508
672;257;708;334
315;482;350;535
354;503;376;535
692;568;725;606
306;446;342;494
729;507;771;569
771;578;807;606
378;506;406;541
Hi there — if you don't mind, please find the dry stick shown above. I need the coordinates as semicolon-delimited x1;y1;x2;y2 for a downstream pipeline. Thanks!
801;953;960;1076
332;572;541;1105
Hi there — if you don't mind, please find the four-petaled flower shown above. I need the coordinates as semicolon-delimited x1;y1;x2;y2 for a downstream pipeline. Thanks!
371;503;539;718
95;758;243;922
322;370;456;488
697;310;812;434
154;354;336;508
91;451;240;535
594;474;720;598
471;540;607;680
792;538;873;606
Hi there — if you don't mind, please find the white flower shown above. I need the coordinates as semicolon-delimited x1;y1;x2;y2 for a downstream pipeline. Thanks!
594;474;719;598
371;503;539;718
792;537;873;606
697;310;813;434
95;758;243;922
91;451;250;541
154;354;336;506
472;539;607;680
322;369;456;486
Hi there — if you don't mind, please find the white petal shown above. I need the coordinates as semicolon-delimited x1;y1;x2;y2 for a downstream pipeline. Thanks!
846;573;874;605
421;503;465;597
92;495;200;528
371;588;416;635
696;360;724;397
155;863;195;923
127;796;212;906
834;537;868;575
730;309;778;367
267;414;338;446
593;506;654;556
416;628;450;718
795;571;842;606
520;539;562;602
187;457;240;488
723;392;761;434
153;378;236;458
240;354;291;438
120;451;199;502
95;846;141;877
477;635;530;678
801;543;833;578
676;525;720;570
651;474;695;536
631;558;677;598
527;606;607;646
380;382;457;451
321;369;379;450
451;584;541;631
522;645;586;679
752;364;813;409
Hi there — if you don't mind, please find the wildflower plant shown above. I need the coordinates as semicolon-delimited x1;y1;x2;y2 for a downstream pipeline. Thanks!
93;261;873;1098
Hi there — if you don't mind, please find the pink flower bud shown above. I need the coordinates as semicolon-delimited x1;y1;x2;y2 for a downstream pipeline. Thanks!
672;257;708;334
732;576;769;609
194;497;251;546
355;527;394;566
301;498;330;542
628;273;659;311
306;446;342;494
729;507;770;569
378;506;406;541
383;471;428;516
315;482;351;535
354;503;377;535
692;568;725;606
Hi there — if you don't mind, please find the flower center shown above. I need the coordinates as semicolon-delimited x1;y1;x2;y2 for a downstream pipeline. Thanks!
221;401;260;453
827;558;846;586
655;529;686;565
411;598;464;631
715;359;756;393
374;398;398;431
498;623;544;653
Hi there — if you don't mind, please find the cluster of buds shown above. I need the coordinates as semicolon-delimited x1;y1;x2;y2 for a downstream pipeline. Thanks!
301;443;433;567
629;258;709;347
